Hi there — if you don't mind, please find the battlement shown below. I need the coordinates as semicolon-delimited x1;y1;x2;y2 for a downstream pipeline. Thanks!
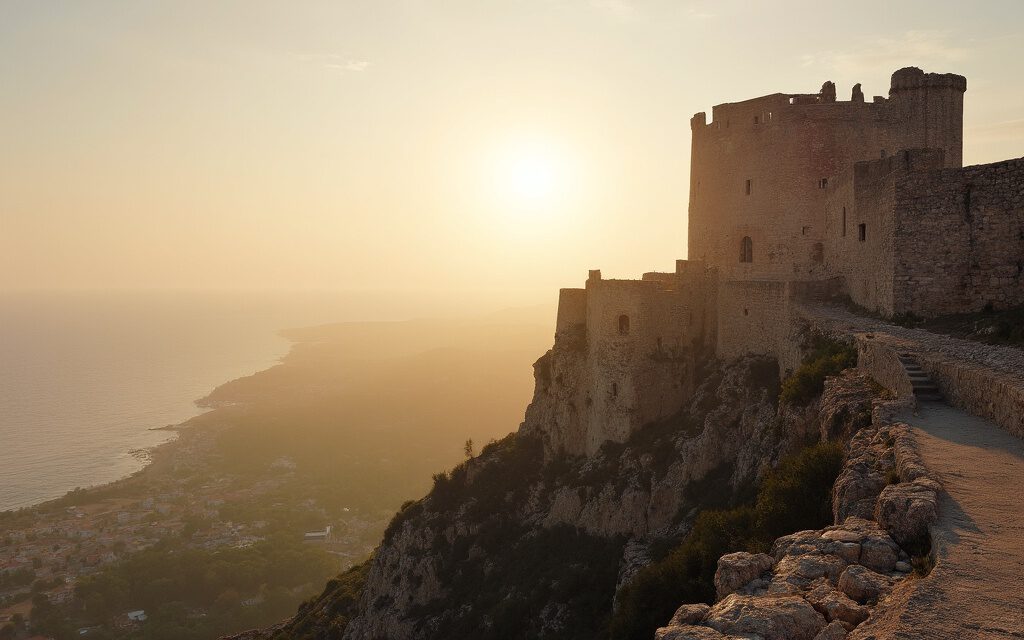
889;66;966;94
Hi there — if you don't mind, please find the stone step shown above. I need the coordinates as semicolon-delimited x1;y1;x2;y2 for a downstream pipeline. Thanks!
916;392;944;401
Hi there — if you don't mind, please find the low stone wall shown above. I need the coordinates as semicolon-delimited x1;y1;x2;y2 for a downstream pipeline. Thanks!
917;354;1024;440
854;337;914;402
798;303;1024;442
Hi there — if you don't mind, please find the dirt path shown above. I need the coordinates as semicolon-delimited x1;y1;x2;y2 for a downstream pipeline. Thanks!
858;401;1024;638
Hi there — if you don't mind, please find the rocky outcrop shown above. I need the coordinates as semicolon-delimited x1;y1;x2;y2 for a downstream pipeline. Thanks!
656;406;941;640
334;356;817;640
715;552;773;601
704;594;826;640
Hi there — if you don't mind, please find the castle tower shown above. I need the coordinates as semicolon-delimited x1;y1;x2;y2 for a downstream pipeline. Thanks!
887;67;967;168
687;67;966;282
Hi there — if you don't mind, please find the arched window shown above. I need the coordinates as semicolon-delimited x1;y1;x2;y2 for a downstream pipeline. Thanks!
740;236;753;263
618;314;630;335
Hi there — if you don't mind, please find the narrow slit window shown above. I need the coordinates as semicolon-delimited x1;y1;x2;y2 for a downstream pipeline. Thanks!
618;314;630;335
754;115;760;124
858;223;867;242
802;226;811;236
745;179;752;196
740;236;753;263
818;178;828;189
842;207;847;237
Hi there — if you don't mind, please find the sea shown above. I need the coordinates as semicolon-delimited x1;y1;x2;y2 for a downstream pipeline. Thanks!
0;289;494;512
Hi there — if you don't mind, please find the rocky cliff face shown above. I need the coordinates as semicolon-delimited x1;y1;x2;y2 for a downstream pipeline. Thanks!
653;395;941;640
251;350;874;640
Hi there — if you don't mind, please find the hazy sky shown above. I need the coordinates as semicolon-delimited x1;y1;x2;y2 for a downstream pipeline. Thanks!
2;1;1022;300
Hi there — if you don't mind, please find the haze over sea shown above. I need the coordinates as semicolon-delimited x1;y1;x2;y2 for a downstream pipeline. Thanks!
0;289;527;512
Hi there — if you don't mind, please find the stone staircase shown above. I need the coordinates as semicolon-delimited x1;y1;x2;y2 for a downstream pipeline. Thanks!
899;354;943;402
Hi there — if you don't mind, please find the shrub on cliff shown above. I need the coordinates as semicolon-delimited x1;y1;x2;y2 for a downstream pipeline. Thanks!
609;441;844;640
780;338;856;406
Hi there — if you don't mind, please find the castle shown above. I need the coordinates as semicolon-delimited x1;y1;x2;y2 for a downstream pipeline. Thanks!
526;67;1024;456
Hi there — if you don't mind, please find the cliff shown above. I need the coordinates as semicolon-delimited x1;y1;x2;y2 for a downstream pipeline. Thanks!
239;336;888;640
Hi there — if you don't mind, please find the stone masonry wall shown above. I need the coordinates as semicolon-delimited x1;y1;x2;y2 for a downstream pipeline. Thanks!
688;68;965;287
824;149;946;315
892;157;1024;316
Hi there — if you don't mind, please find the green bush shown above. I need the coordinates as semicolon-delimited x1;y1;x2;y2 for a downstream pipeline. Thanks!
780;338;856;406
610;442;844;640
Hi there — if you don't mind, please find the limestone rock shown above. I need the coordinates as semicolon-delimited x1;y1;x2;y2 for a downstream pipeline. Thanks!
769;553;846;593
857;534;899;573
874;478;939;551
805;581;869;626
818;371;874;443
814;620;849;640
704;594;827;640
715;552;774;600
832;427;893;523
669;603;712;626
837;565;893;604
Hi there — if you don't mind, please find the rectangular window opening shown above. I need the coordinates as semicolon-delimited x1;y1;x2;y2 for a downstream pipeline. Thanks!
802;226;810;236
745;179;752;196
842;207;847;237
818;178;828;189
858;223;867;242
754;115;760;125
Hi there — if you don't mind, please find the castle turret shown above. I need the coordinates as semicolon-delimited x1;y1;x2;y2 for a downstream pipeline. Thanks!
887;67;967;168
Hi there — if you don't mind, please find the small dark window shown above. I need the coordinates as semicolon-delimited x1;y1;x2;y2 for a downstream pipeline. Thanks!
880;149;887;158
611;382;618;398
740;236;753;263
858;223;867;242
618;314;630;335
745;179;752;195
744;308;749;316
754;115;760;125
842;207;847;237
802;226;810;236
818;178;828;189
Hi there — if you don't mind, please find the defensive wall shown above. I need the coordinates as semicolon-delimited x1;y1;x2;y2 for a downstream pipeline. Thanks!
825;151;1024;317
544;260;718;453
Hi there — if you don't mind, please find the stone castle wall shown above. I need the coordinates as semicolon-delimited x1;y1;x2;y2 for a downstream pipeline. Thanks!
688;68;965;284
824;149;946;314
824;152;1024;317
892;158;1024;316
524;262;718;455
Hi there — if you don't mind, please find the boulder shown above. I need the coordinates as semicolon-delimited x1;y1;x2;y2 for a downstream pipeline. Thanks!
874;478;939;551
704;594;827;640
837;565;893;604
668;603;711;627
857;535;899;574
813;620;849;640
769;553;846;593
805;581;869;626
715;552;774;601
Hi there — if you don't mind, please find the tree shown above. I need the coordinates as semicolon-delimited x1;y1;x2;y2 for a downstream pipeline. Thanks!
463;439;475;459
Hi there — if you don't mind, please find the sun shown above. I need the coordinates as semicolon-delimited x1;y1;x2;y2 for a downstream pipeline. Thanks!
489;136;574;213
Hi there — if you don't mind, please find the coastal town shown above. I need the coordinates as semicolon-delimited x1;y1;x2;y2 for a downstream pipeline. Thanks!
0;423;386;639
